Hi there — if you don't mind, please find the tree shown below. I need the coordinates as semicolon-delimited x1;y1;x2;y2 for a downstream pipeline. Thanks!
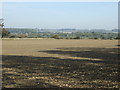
1;28;10;38
115;36;120;40
9;35;17;38
17;34;28;38
74;36;80;39
51;35;60;39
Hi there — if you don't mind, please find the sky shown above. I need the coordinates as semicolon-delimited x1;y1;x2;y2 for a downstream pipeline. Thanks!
2;2;118;30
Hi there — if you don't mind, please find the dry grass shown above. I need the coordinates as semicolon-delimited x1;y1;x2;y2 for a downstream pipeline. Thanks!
2;39;119;88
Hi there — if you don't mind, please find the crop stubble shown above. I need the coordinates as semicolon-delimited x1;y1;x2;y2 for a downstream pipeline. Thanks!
2;39;119;88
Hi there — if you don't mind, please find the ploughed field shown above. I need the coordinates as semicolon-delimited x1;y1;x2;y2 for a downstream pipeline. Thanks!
2;39;119;88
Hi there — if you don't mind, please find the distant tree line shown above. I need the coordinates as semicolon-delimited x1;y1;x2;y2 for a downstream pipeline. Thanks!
0;28;119;40
26;32;119;40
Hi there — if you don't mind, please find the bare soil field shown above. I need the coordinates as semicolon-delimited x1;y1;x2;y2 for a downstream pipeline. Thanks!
2;39;119;88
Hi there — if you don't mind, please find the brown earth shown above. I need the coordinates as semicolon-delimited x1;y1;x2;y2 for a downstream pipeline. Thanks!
2;39;119;88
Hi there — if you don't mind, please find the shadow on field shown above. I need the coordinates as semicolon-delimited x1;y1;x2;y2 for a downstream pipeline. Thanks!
2;48;119;88
2;56;62;88
40;47;119;65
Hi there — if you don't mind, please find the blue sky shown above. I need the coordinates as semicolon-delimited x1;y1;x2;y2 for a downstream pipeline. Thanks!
3;2;118;30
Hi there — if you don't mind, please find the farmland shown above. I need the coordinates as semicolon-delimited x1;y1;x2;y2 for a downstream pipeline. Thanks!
2;39;119;88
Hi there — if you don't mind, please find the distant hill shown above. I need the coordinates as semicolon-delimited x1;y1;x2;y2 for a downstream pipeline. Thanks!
6;28;118;34
6;28;37;34
112;29;118;32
